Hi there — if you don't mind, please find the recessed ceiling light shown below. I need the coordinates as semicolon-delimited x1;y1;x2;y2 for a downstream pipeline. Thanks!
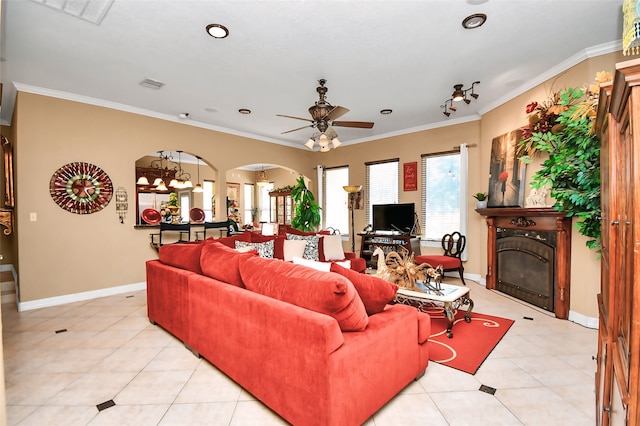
238;108;251;115
380;109;393;115
206;24;229;39
178;113;190;119
462;13;487;29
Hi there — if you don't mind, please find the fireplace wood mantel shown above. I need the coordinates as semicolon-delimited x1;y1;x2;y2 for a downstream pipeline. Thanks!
476;207;572;319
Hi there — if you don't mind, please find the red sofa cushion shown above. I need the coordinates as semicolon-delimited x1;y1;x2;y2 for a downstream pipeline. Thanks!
330;264;398;315
200;241;256;287
215;231;252;248
240;256;369;331
158;241;204;274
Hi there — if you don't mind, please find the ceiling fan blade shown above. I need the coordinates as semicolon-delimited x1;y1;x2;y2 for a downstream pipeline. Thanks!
276;114;313;122
331;120;375;129
325;106;349;120
281;124;313;134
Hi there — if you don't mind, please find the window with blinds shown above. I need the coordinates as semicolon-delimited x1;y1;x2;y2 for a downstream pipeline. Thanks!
323;166;349;235
365;159;399;226
421;152;461;241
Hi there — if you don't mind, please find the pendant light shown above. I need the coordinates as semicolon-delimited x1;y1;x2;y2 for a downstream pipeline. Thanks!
193;156;204;193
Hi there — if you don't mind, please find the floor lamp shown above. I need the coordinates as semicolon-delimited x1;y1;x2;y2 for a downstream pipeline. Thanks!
343;185;362;252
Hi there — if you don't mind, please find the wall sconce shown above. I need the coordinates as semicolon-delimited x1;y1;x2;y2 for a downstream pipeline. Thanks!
441;81;480;116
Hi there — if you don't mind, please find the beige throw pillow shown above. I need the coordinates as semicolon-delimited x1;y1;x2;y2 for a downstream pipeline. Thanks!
322;234;346;260
283;239;307;262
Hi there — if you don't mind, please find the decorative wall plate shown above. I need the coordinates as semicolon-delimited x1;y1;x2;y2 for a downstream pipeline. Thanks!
49;162;113;214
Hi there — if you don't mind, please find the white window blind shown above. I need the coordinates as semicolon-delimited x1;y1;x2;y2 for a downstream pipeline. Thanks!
203;180;214;221
421;151;461;241
323;166;349;234
258;182;274;222
243;184;254;226
365;159;399;226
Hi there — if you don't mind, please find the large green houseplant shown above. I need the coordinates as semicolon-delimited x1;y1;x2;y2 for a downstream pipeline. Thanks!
291;176;321;232
517;72;611;250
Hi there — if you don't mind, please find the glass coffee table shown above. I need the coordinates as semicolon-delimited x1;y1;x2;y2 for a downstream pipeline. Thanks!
394;282;474;338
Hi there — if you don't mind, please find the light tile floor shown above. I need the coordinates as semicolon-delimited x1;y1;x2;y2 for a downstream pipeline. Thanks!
2;279;597;425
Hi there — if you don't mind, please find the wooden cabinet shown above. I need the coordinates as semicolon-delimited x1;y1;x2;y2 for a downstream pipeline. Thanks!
269;190;293;225
595;58;640;426
358;233;420;269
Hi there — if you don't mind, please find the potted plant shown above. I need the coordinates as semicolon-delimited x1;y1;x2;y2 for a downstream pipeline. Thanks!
517;71;612;250
473;192;488;209
291;176;321;232
166;192;180;222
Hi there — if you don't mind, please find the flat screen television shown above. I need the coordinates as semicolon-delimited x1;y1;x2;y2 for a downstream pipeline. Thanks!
372;203;415;234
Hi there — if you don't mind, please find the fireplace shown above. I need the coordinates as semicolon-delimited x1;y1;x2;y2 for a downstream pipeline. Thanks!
477;207;572;319
496;229;556;312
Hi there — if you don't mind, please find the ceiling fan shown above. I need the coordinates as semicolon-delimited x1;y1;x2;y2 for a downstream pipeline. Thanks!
277;79;375;138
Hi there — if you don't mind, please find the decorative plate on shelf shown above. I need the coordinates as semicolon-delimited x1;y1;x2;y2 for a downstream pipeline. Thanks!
142;208;162;225
49;162;113;214
189;207;205;223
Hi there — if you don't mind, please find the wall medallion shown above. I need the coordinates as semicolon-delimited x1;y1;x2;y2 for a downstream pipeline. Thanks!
49;162;113;214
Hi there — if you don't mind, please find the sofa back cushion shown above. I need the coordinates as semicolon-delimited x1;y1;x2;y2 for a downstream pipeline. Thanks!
215;231;252;248
200;241;256;287
330;264;398;315
159;241;204;274
240;256;369;331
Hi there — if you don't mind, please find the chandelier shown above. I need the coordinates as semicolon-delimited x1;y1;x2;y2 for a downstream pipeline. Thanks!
136;150;193;191
441;81;480;117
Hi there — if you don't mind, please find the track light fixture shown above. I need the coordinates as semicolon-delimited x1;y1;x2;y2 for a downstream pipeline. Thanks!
441;81;480;117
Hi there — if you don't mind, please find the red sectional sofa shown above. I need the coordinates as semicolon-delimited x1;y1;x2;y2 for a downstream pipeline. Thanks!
147;239;431;426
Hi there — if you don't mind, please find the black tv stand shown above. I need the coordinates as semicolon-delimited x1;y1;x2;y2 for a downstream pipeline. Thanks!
358;233;421;269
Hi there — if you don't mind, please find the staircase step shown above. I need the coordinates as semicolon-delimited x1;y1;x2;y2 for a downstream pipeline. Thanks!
0;271;12;282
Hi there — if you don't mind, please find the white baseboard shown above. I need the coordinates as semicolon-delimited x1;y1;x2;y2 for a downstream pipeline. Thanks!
568;310;599;329
18;282;147;312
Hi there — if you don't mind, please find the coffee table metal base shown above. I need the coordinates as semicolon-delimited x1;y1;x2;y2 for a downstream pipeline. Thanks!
394;284;474;338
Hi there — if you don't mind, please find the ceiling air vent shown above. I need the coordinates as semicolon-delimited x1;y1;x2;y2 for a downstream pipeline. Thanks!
139;78;165;90
30;0;114;25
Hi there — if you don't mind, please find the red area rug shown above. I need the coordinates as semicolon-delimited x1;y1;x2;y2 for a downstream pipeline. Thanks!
427;309;514;375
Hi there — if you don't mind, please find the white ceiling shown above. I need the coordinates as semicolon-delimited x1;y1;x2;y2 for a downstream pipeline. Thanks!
0;0;625;150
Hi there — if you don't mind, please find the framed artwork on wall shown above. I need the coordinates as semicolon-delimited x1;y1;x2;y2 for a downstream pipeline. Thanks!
488;129;526;207
403;161;418;191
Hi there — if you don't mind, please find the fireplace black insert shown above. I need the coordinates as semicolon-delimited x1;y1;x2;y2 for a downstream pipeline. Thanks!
496;228;555;312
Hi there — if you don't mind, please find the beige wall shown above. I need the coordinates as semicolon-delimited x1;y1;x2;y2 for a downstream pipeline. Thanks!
7;51;626;319
13;92;315;302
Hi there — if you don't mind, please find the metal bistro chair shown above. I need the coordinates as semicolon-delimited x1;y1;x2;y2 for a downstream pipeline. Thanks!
415;231;467;285
150;222;191;249
194;220;229;240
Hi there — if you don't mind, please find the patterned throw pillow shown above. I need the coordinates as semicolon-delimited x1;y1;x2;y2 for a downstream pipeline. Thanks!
286;233;320;261
235;240;274;259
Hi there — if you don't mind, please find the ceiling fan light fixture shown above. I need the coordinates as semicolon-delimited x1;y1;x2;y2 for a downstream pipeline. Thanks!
305;138;315;150
320;145;331;153
318;133;329;147
332;137;341;148
206;23;229;39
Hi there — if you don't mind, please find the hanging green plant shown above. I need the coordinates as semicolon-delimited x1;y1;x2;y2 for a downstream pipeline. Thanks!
291;176;321;232
518;72;611;250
